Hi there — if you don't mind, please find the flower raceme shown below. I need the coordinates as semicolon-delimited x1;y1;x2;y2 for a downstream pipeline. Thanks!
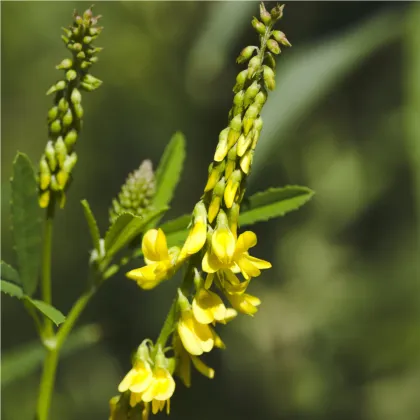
126;229;180;289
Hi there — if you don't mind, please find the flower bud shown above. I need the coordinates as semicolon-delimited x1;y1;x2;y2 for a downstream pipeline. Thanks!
237;133;252;157
72;42;83;52
55;136;67;168
272;30;292;47
233;69;248;93
205;161;225;192
254;91;267;106
50;175;60;191
50;119;62;135
243;104;260;135
64;129;78;148
76;51;86;60
89;27;103;36
263;65;275;91
47;106;59;122
227;115;242;148
56;58;73;70
251;17;266;35
62;109;73;127
270;4;285;21
45;141;57;171
224;170;242;208
225;144;238;179
244;81;260;107
232;90;245;116
208;178;225;223
259;3;272;25
56;170;69;189
81;61;92;70
267;39;281;55
46;80;66;95
61;35;69;45
264;52;276;69
247;56;261;79
236;46;257;64
58;98;69;113
39;157;51;190
70;88;82;104
240;149;254;174
66;69;77;81
83;35;93;44
227;202;240;237
73;103;84;119
214;128;229;162
62;152;77;173
39;190;50;209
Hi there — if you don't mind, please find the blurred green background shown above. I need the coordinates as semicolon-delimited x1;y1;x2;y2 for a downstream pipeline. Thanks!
2;1;420;419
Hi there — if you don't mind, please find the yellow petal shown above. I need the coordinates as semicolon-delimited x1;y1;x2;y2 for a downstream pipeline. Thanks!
212;227;236;264
191;356;215;379
129;363;153;393
149;368;176;401
178;312;205;356
192;288;226;324
228;293;261;315
236;256;261;279
246;254;272;269
235;231;257;255
202;251;220;273
129;391;142;408
142;229;159;261
118;368;137;392
155;228;170;260
184;222;207;255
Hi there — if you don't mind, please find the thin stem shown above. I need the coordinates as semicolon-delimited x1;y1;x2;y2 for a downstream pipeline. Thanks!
36;348;59;420
41;203;55;338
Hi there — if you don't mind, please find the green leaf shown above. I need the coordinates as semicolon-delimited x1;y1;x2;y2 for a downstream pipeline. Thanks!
81;199;101;253
1;261;21;285
1;279;24;299
160;214;191;234
24;298;66;326
239;186;315;226
10;152;43;296
105;208;168;260
1;324;101;387
154;132;186;209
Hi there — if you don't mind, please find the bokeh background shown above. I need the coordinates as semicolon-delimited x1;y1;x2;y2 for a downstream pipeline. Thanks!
2;1;420;419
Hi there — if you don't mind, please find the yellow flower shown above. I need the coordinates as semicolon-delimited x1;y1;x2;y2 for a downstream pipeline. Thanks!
226;292;261;316
177;308;214;356
141;367;175;414
203;230;271;280
126;229;178;289
192;287;228;324
118;360;153;394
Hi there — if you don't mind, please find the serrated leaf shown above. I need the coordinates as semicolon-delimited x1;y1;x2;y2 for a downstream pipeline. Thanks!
81;199;101;253
1;261;20;285
1;280;24;299
154;132;186;209
24;298;65;326
239;186;314;226
1;324;101;387
105;208;168;260
10;153;43;296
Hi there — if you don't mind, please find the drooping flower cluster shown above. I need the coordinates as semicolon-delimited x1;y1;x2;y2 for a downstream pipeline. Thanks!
113;3;291;417
38;7;103;209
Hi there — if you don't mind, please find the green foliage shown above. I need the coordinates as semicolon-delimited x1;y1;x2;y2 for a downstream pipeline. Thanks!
81;199;101;253
1;279;24;298
1;324;101;387
23;298;66;326
1;261;21;285
239;186;315;225
104;208;168;260
10;153;43;296
153;132;186;209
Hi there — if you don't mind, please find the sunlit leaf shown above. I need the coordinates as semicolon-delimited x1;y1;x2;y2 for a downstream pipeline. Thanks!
1;280;23;299
81;199;101;253
10;153;43;296
23;298;65;326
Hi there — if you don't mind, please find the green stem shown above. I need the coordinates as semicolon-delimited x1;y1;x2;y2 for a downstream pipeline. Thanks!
41;204;55;338
36;348;59;420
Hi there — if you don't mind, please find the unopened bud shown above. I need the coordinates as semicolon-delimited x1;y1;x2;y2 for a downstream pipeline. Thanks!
47;106;59;122
263;65;276;91
73;103;84;119
233;69;248;93
50;175;60;191
50;119;62;135
57;170;69;188
64;129;78;148
63;152;78;172
251;17;266;35
89;56;99;64
81;61;92;70
208;178;225;223
272;30;292;47
225;144;238;179
89;27;103;36
46;80;66;95
243;104;260;135
240;149;254;174
254;91;267;106
55;137;67;168
227;115;242;148
237;133;252;157
62;27;72;38
268;39;281;55
264;52;276;69
232;90;245;115
244;81;260;107
205;161;225;192
236;46;257;64
56;58;73;70
72;43;83;52
62;109;73;127
76;51;86;60
58;98;69;113
83;35;93;44
66;69;77;81
260;3;272;25
247;56;261;79
270;4;285;21
39;190;50;208
228;202;240;237
224;170;242;209
45;141;57;171
214;128;229;162
70;88;82;104
39;158;51;190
